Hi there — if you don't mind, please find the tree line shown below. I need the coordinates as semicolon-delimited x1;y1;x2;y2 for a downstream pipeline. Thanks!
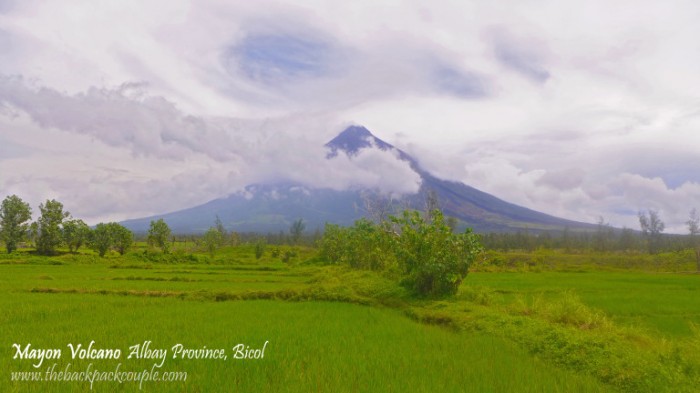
0;195;182;257
0;195;133;256
482;209;700;257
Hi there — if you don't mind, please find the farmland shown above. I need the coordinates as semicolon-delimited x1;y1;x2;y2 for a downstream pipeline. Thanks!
2;244;699;392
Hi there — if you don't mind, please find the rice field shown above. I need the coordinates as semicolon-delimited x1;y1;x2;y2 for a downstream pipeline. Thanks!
2;246;699;392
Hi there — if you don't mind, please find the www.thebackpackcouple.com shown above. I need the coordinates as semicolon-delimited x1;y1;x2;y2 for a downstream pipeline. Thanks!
11;362;188;390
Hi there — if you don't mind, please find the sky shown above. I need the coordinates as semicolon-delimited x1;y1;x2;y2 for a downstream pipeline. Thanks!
1;0;699;232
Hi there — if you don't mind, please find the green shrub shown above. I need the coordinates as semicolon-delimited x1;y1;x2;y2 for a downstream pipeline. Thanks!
319;210;483;297
390;210;482;297
281;248;297;264
254;239;266;259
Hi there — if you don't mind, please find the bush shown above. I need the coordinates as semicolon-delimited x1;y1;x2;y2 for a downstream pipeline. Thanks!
319;219;397;271
281;248;298;264
319;210;483;297
254;240;266;259
390;210;482;297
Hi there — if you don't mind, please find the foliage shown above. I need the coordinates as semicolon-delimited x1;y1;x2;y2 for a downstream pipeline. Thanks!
281;248;298;263
4;239;700;392
255;239;266;259
390;210;483;297
62;219;91;253
229;231;240;246
36;199;70;255
90;222;133;257
594;216;614;252
214;215;227;238
687;209;700;237
639;209;665;254
110;223;134;255
0;195;32;253
147;219;172;253
91;223;113;257
28;221;39;248
289;218;305;244
319;219;397;271
320;210;483;297
687;208;700;271
203;226;224;256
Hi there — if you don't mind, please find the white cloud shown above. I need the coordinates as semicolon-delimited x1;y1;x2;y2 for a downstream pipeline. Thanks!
0;0;699;232
0;79;421;223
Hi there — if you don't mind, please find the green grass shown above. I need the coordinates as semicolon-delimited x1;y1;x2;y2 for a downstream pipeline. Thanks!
1;290;608;392
3;246;700;392
464;271;700;337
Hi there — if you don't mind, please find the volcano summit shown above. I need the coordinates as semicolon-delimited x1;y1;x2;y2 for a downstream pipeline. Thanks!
121;125;592;233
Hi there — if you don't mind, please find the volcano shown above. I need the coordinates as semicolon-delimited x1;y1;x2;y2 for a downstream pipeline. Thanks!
120;125;593;233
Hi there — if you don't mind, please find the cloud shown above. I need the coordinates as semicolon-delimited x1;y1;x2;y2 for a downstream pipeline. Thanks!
0;78;421;223
485;26;551;83
229;33;337;83
213;13;491;110
0;0;14;14
432;66;488;98
0;77;238;161
1;0;700;233
536;168;586;191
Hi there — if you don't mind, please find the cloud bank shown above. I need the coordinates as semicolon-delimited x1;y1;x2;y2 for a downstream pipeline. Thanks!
1;0;699;232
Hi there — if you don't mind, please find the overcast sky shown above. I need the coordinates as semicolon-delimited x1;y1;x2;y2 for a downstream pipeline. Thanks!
1;0;699;232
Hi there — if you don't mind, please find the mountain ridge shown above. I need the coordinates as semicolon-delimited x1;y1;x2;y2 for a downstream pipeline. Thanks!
120;125;594;234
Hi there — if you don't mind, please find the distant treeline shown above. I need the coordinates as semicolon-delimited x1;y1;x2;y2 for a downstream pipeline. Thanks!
481;228;691;253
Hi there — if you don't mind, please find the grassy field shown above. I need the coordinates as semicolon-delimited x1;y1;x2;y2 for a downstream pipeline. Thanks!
466;271;700;337
2;244;699;392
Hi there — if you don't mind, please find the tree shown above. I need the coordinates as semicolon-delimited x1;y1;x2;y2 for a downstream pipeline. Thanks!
109;223;133;255
254;239;266;259
28;222;39;248
687;208;700;271
91;223;113;257
360;191;395;224
594;216;613;252
148;219;171;253
424;189;441;222
687;208;700;237
214;215;227;241
289;218;305;245
638;209;665;254
90;223;133;257
618;227;638;251
390;210;483;297
37;199;69;255
0;195;32;253
62;219;90;253
203;226;224;257
229;231;240;247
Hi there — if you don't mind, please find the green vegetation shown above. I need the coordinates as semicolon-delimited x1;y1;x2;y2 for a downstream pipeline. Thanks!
0;195;32;253
1;238;700;392
147;219;172;253
321;210;482;297
203;226;225;256
289;218;305;244
3;194;700;392
254;239;266;259
61;218;90;253
36;199;70;255
90;222;133;257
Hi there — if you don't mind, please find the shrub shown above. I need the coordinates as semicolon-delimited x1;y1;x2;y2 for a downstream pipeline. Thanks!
390;210;482;297
281;248;297;264
319;210;483;297
318;219;397;271
254;240;266;259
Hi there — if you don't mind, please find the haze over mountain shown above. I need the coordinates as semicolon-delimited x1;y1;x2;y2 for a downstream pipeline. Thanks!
121;125;592;234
